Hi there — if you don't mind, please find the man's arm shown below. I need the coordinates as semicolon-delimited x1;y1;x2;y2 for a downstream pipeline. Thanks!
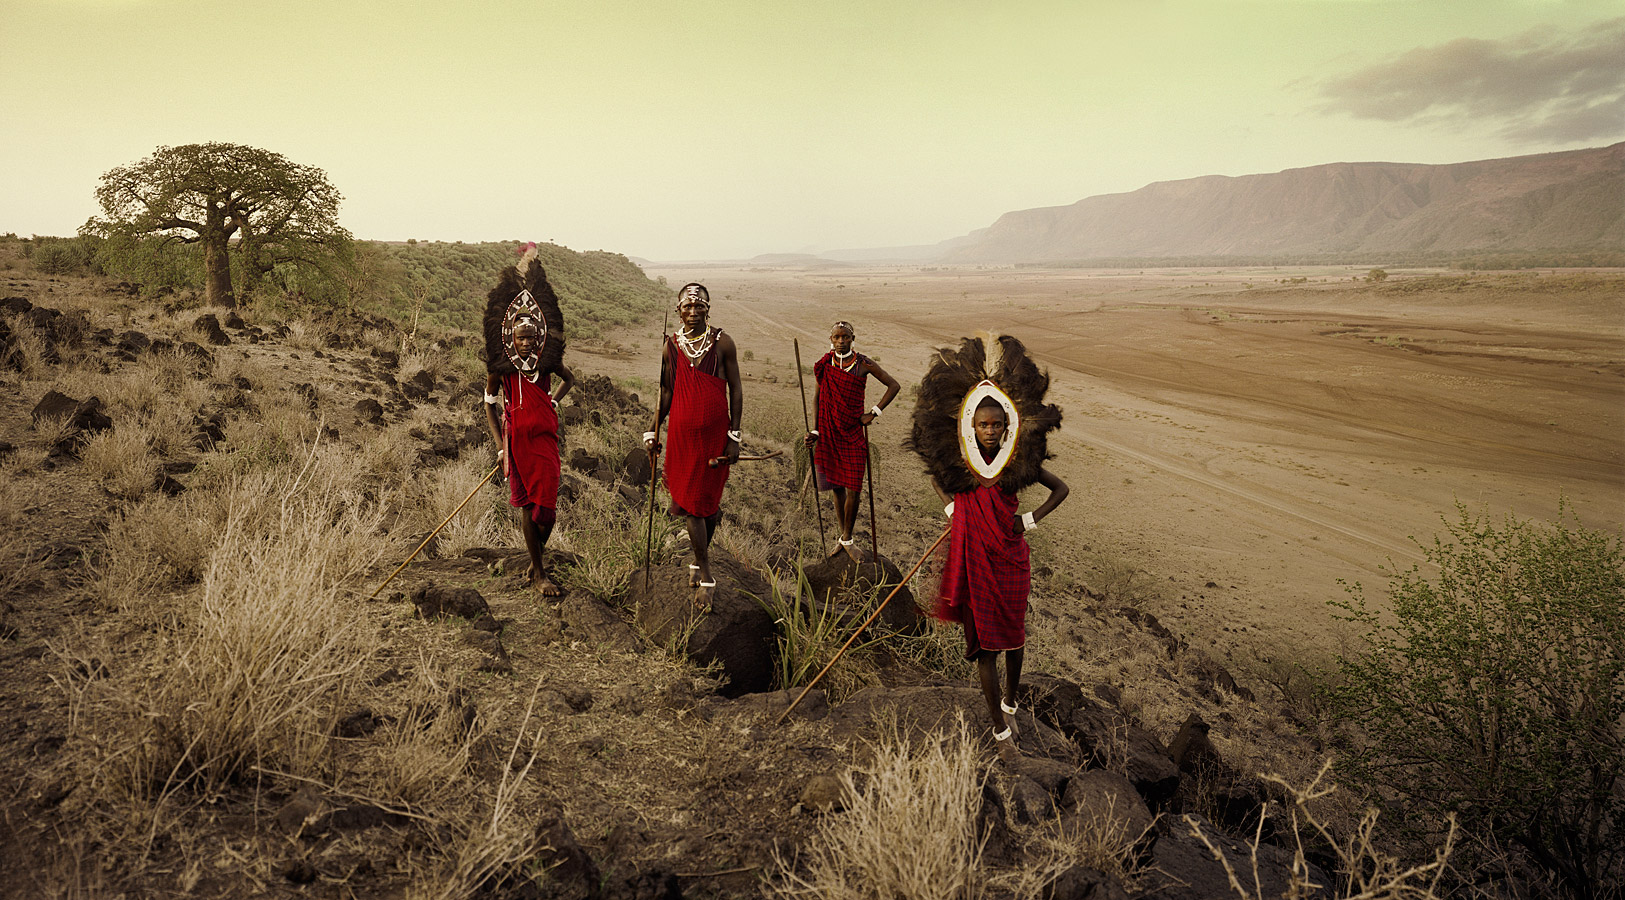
718;332;743;464
859;358;901;426
483;373;505;464
551;363;576;403
1015;466;1069;534
805;367;820;447
645;343;673;450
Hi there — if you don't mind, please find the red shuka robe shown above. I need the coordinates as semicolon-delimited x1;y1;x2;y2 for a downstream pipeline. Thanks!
812;352;869;492
502;371;560;522
935;482;1030;657
664;332;731;518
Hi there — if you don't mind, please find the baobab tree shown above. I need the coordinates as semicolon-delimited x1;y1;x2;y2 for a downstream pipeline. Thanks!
84;143;349;307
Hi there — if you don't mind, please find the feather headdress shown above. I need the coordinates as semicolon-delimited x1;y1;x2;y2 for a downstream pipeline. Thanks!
908;333;1062;495
483;245;566;377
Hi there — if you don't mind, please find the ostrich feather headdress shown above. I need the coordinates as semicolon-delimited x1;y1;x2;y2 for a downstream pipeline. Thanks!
483;245;566;377
908;333;1062;494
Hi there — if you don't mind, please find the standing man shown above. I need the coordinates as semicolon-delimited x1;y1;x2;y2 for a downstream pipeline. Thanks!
645;283;742;601
804;320;900;558
484;249;574;596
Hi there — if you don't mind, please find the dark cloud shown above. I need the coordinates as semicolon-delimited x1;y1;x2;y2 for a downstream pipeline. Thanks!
1317;19;1625;144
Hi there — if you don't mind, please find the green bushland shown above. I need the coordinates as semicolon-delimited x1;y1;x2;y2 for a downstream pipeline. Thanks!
1326;502;1624;899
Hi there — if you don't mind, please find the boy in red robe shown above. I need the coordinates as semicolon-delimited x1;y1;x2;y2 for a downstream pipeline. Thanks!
483;251;574;596
644;283;743;601
804;321;900;557
910;334;1067;763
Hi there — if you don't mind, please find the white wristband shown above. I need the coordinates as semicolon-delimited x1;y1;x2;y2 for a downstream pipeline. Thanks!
643;431;656;443
1022;511;1037;532
727;429;742;443
944;501;955;517
809;429;820;437
869;405;883;418
483;392;500;405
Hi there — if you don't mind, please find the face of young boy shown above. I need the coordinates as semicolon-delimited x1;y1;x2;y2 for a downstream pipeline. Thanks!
830;328;853;355
973;405;1007;453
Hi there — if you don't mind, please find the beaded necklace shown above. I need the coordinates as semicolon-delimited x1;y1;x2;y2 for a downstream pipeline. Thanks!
677;326;715;362
832;348;858;373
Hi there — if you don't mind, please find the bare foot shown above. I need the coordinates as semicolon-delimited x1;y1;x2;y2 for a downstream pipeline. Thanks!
688;563;701;588
695;580;716;611
537;571;563;597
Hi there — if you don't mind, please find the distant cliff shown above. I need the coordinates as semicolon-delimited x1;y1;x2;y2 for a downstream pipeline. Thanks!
943;143;1624;263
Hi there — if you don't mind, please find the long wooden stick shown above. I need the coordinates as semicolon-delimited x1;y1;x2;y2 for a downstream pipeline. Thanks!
368;464;499;600
707;449;783;468
642;310;671;584
864;425;880;561
776;525;951;724
792;338;827;548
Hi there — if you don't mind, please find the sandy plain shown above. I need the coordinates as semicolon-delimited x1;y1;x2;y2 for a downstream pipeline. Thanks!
594;265;1624;663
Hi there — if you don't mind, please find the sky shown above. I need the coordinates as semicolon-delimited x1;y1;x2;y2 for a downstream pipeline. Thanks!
2;0;1621;261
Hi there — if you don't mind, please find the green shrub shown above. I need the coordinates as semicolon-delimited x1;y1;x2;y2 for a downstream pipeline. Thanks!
1327;502;1624;899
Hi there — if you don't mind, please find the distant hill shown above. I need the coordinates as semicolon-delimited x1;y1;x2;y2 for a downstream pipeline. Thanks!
942;144;1624;264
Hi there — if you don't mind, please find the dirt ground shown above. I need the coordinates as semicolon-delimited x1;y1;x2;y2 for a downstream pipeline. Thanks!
595;265;1625;661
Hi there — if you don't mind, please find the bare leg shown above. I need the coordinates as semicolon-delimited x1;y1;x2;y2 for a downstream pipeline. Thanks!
1005;647;1024;708
518;509;560;596
688;511;721;600
976;652;1006;733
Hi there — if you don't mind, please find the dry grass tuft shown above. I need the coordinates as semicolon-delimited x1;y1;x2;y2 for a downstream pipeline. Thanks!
80;424;157;500
92;494;213;612
100;445;392;795
4;312;50;377
773;714;988;900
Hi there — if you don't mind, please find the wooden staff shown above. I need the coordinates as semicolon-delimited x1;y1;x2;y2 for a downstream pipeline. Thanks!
642;310;670;584
368;464;499;600
775;525;951;724
864;425;880;561
708;449;783;468
793;338;827;548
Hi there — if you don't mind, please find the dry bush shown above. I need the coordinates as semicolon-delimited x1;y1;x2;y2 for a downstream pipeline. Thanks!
1083;550;1167;608
1186;761;1456;900
363;654;480;808
553;473;671;598
281;319;328;352
4;312;49;377
397;349;445;386
31;410;76;447
407;677;551;900
0;476;42;602
92;494;212;612
80;424;157;500
406;455;510;559
773;714;988;900
1003;793;1158;898
107;448;391;795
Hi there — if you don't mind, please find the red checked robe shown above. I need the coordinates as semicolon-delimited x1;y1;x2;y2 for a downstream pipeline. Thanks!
664;332;731;518
812;352;869;492
502;371;560;522
935;482;1030;658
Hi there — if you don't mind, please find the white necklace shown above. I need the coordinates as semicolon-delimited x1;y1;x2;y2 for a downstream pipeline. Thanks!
833;348;857;371
677;326;714;362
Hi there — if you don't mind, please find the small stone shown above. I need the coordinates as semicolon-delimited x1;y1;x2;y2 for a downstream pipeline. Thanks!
799;774;848;812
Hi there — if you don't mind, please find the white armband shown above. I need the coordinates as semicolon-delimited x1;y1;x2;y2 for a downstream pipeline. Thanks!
809;429;820;437
727;429;742;443
643;431;656;443
944;501;955;518
1022;511;1037;532
870;405;883;418
484;392;500;405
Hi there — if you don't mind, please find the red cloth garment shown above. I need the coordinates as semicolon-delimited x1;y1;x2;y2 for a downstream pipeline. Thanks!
502;372;560;523
664;334;731;518
813;353;869;492
935;483;1030;657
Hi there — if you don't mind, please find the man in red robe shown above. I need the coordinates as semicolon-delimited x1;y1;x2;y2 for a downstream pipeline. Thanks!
485;319;575;596
644;283;742;601
805;321;899;557
932;394;1068;761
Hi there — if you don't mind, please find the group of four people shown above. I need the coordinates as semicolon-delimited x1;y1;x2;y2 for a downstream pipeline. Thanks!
486;273;1067;758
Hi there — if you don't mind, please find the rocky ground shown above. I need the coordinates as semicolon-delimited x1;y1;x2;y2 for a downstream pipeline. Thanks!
0;272;1343;899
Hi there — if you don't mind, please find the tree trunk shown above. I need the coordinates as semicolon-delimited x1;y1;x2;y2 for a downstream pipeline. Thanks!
202;232;235;308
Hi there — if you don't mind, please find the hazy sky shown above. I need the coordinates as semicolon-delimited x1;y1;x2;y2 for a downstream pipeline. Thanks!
3;0;1621;261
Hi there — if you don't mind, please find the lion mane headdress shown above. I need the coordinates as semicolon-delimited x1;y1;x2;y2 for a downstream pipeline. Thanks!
483;244;566;377
909;333;1062;495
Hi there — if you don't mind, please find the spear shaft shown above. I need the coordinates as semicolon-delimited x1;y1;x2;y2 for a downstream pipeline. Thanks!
642;310;670;584
793;339;827;548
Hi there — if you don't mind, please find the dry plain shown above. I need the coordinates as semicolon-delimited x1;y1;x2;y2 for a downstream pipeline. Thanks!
604;265;1625;664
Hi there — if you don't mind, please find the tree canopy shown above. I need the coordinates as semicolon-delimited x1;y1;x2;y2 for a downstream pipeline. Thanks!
84;143;350;307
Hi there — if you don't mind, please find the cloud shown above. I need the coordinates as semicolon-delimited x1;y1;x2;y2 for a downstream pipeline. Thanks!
1317;18;1625;144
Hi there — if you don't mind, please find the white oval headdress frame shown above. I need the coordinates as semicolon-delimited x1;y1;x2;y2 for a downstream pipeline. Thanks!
502;289;547;374
958;380;1020;482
